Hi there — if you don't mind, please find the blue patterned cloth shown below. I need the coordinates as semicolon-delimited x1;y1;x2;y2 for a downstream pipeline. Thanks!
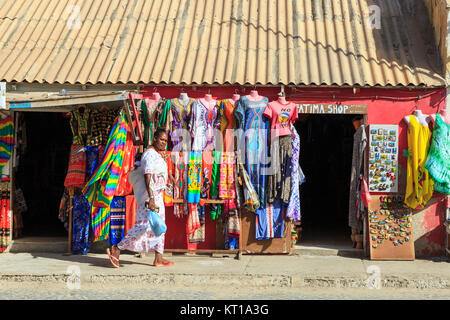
72;195;91;255
85;146;100;180
108;196;126;246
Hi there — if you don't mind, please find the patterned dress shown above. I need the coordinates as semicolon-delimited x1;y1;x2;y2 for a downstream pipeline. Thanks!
287;125;302;222
235;96;270;206
425;113;450;194
218;99;237;152
117;148;168;254
189;99;220;151
171;98;194;152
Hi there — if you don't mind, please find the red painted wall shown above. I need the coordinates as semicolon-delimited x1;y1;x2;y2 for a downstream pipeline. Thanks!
141;86;447;255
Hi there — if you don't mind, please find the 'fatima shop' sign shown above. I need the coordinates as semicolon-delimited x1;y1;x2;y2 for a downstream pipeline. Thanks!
297;104;367;114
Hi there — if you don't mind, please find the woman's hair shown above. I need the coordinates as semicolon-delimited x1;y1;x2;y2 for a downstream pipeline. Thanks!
153;127;167;140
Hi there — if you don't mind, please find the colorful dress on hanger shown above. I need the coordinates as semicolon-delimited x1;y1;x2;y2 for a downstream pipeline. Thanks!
187;151;202;203
348;124;367;232
109;196;126;246
405;115;434;209
70;106;92;145
255;200;286;240
117;148;168;253
189;99;220;151
235;96;270;205
140;98;172;147
425;113;450;194
64;145;86;189
158;151;174;206
88;109;118;146
172;152;189;218
287;125;302;222
171;98;194;152
218;99;237;152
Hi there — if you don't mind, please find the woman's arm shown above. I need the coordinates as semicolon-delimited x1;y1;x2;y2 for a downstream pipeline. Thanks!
144;173;158;211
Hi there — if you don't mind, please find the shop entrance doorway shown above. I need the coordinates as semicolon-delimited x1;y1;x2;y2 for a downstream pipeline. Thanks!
16;112;72;237
294;114;360;250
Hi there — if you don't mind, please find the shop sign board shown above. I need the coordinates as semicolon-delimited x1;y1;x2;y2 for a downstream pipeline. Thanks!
297;104;367;114
368;124;399;193
0;82;5;109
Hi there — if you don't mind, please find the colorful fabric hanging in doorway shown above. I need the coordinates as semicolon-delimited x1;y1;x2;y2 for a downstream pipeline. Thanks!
0;116;14;173
82;113;128;208
0;194;11;253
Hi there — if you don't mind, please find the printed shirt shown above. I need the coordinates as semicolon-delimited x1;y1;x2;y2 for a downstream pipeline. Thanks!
263;100;298;138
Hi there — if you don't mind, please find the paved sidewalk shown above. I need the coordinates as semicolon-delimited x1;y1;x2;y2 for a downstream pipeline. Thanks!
0;252;449;289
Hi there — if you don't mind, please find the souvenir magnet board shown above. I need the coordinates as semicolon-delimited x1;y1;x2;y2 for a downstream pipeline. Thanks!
368;125;399;193
368;195;415;261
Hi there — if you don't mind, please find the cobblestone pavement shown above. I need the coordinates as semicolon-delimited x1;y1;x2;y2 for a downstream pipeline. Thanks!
0;282;449;300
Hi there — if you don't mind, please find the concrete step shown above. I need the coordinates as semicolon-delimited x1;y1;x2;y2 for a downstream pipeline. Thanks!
8;237;108;254
292;244;366;258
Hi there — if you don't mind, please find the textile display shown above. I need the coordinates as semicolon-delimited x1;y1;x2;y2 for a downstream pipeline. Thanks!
171;98;194;151
405;115;434;208
58;188;71;230
0;116;14;172
425;113;450;194
89;109;118;146
188;203;206;243
72;195;91;255
187;151;202;203
255;200;286;240
64;145;86;188
158;151;174;206
85;146;100;180
201;151;214;199
209;150;222;220
189;99;220;151
236;163;260;212
109;196;126;246
115;125;136;197
348;124;367;231
218;99;237;152
83;113;127;208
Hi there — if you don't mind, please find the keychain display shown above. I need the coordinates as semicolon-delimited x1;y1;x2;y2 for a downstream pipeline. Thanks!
368;125;399;192
369;196;412;249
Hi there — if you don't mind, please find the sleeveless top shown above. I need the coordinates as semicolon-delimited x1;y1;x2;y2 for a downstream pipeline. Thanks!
404;115;434;209
425;113;450;194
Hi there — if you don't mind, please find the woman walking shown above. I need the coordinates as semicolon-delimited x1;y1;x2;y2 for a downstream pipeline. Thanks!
107;128;175;267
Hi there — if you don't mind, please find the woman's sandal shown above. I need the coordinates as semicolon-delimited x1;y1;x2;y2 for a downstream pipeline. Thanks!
154;260;175;267
106;248;120;268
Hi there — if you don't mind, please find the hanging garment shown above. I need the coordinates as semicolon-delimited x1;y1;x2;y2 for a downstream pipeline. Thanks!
218;99;237;152
225;199;240;236
263;100;298;138
425;113;450;194
72;195;91;255
255;200;286;240
187;151;202;204
171;98;194;152
173;152;188;218
70;106;92;145
348;124;367;231
85;146;100;181
189;99;220;151
117;148;167;253
235;96;270;206
405;115;434;209
58;188;71;230
201;151;214;199
83;113;127;208
115;119;135;196
236;163;260;212
64;145;86;189
209;150;222;220
267;135;292;205
187;203;201;234
91;206;110;242
219;152;237;200
188;203;206;243
158;151;174;206
0;197;10;253
109;196;126;246
0;116;14;173
125;195;137;234
140;98;171;148
287;126;302;222
88;109;118;146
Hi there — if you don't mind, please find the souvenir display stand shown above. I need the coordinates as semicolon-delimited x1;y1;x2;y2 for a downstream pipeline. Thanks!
368;195;415;260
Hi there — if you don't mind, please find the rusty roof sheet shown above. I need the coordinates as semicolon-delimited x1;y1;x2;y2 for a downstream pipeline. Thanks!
0;0;445;87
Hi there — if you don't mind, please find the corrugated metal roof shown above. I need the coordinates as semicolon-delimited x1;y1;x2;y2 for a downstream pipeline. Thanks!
0;0;445;87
